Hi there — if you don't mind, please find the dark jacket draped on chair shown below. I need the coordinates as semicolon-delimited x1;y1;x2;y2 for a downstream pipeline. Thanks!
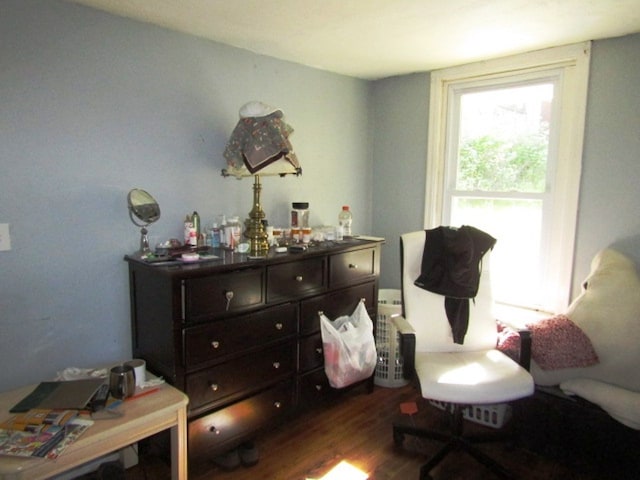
414;226;496;344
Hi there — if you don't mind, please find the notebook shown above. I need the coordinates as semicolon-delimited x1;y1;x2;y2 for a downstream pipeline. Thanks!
9;378;106;413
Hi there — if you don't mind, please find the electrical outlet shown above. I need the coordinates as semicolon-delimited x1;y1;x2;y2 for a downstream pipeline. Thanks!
0;223;11;251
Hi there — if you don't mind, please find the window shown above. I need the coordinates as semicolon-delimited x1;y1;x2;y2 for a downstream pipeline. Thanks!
425;43;591;313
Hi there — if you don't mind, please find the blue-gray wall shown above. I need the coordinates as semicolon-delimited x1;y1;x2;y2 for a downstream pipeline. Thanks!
1;0;639;391
371;73;429;290
372;33;640;301
577;35;640;283
0;0;372;390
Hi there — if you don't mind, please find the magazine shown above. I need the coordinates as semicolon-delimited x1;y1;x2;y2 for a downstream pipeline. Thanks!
0;425;65;457
46;418;94;459
0;408;92;458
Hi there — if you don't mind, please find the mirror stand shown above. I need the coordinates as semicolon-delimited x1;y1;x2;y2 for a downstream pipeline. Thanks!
139;226;150;255
127;189;160;255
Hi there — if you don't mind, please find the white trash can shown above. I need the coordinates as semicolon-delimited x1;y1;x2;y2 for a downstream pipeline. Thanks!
374;289;409;388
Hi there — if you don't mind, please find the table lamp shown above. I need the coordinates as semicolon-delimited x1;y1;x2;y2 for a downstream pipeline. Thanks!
222;101;301;257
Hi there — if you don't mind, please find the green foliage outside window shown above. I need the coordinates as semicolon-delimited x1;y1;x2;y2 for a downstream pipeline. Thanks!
457;134;548;193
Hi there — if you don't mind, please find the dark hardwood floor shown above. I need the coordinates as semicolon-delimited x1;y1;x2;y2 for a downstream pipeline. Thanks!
121;383;619;480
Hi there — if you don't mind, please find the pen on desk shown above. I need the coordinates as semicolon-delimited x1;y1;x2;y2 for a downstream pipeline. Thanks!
125;387;160;401
107;400;122;409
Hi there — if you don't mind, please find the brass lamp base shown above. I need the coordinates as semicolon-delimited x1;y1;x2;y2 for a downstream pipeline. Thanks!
244;175;270;257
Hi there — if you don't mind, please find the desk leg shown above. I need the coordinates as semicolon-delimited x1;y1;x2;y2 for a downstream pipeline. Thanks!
171;406;188;480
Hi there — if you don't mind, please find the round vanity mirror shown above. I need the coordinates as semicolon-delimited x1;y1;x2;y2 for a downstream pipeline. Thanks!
127;188;160;254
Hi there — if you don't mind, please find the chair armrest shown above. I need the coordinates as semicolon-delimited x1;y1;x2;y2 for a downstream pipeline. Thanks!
392;314;415;335
391;315;416;380
517;329;532;371
499;318;532;371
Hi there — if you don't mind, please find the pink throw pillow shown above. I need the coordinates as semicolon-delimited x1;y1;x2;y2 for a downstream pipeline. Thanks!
526;314;599;370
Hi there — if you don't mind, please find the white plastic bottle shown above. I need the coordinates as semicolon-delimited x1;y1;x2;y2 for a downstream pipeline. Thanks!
338;205;353;237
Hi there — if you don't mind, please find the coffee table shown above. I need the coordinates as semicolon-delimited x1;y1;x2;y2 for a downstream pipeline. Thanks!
0;380;188;479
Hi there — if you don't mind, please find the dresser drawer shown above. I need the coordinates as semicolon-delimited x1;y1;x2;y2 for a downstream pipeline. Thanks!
266;256;327;303
189;381;294;460
183;268;264;322
186;341;297;413
298;368;334;406
329;248;376;288
184;303;298;367
299;333;324;373
300;282;376;335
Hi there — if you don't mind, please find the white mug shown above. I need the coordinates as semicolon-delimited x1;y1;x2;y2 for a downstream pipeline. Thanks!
124;358;146;387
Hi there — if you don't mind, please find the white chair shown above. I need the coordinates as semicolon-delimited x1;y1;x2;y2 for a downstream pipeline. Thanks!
392;230;534;479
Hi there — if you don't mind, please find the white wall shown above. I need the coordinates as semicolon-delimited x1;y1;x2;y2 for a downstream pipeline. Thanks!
0;0;372;390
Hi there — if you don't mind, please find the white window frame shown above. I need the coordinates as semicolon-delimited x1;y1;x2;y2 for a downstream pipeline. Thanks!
424;42;591;313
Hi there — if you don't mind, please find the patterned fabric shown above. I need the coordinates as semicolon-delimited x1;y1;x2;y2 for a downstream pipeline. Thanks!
497;315;600;370
527;314;599;370
496;315;600;370
223;111;300;174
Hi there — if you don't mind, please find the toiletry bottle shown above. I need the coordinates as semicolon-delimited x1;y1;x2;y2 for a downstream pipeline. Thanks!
184;214;193;245
210;223;221;248
192;211;201;237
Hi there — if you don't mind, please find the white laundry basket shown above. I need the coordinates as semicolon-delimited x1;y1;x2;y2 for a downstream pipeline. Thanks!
374;289;409;388
428;400;512;429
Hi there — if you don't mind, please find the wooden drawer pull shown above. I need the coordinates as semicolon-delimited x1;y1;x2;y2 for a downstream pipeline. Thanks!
209;426;221;435
211;341;220;349
272;361;281;369
349;263;358;269
295;275;303;282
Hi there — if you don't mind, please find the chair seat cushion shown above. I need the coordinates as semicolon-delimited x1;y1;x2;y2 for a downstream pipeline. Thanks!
415;349;534;404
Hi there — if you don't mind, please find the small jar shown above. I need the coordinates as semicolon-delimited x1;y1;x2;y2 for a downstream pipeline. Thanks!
302;227;312;244
291;202;310;229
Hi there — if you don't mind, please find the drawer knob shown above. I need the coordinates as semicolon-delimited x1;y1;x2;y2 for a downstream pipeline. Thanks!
274;401;282;409
275;322;283;330
315;384;323;391
272;361;280;369
315;347;323;355
211;341;220;349
349;263;358;269
209;383;219;391
295;275;303;282
209;426;220;435
225;290;234;311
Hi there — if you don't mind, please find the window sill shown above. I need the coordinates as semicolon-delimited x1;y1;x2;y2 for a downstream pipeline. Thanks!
494;303;552;329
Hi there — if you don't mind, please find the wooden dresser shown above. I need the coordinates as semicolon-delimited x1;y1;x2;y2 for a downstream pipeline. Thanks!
125;238;382;463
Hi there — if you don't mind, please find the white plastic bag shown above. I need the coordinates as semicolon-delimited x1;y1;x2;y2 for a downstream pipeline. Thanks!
319;300;377;389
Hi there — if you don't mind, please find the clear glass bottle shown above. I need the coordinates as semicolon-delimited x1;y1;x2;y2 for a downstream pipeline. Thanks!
338;205;353;237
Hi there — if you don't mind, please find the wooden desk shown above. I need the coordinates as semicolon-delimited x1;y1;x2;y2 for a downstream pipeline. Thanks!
0;381;189;480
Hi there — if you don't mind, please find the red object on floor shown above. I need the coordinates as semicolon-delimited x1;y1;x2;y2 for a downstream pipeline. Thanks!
400;402;418;415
